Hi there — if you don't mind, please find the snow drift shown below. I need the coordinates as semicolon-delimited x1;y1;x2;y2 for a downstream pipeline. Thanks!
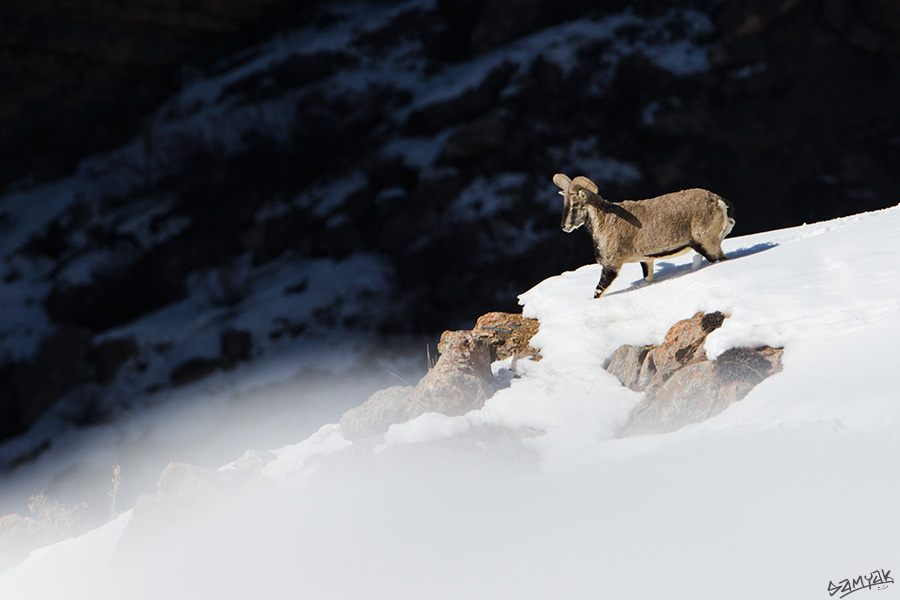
2;205;900;599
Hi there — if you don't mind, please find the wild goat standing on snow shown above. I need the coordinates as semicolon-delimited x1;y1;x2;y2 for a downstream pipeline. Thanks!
554;174;735;298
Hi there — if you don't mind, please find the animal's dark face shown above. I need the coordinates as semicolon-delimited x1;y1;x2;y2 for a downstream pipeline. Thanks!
554;173;597;233
561;189;588;233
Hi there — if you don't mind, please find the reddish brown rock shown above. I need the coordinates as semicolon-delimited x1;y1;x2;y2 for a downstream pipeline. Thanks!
605;344;653;390
113;457;270;573
607;312;784;436
623;345;783;436
472;311;541;362
636;311;725;390
337;329;492;442
338;312;540;441
407;329;494;418
339;323;512;441
339;386;415;442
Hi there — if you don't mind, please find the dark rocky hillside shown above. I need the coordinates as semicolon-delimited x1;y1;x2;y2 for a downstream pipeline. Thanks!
0;0;317;186
1;0;900;452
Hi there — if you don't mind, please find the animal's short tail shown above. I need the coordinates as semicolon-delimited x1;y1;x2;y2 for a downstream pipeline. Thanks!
717;194;735;238
721;195;735;220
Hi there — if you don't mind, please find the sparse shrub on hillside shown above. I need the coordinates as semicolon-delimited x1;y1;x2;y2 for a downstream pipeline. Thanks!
108;463;122;521
27;491;89;540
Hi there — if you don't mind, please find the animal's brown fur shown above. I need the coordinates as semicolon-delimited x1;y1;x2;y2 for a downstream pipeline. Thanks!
554;174;735;298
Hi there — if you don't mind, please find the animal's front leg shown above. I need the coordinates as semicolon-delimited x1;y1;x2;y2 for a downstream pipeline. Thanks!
594;265;619;298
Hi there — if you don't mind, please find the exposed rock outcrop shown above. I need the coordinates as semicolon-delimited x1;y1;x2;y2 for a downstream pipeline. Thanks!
339;386;415;442
339;330;491;442
607;312;783;436
113;451;273;566
339;312;540;442
407;329;494;418
472;311;541;363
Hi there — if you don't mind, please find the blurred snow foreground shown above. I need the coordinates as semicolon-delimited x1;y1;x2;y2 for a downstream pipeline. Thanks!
3;205;900;599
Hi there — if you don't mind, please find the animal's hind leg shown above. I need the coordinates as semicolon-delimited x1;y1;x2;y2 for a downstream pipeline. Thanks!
690;240;727;263
641;260;654;283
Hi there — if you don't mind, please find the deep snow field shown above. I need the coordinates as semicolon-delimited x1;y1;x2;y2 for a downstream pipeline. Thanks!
3;204;900;599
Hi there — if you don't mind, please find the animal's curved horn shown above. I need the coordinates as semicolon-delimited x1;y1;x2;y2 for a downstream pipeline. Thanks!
571;176;599;194
553;173;572;190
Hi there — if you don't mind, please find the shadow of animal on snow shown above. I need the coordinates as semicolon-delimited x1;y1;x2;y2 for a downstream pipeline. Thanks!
609;241;779;294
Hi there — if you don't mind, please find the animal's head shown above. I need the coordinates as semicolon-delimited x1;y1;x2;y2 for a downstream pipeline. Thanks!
553;173;599;233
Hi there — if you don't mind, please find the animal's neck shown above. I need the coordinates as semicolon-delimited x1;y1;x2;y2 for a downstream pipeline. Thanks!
583;204;606;238
582;190;609;207
584;202;610;227
588;197;643;230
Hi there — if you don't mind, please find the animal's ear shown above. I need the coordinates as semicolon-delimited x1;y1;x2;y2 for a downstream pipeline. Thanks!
553;173;572;190
572;176;598;194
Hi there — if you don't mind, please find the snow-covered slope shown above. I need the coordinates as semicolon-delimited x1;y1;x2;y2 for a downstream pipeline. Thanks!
3;206;900;599
377;203;900;469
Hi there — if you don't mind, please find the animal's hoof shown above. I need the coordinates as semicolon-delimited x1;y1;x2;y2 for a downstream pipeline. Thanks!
593;290;604;299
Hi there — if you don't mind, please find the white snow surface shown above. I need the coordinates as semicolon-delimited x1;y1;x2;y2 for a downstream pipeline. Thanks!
3;205;900;599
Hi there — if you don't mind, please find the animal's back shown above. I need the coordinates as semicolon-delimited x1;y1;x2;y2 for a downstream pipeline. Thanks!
616;189;731;259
